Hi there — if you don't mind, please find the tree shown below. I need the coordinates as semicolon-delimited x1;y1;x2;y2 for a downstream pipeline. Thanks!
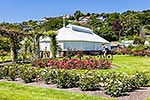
133;34;145;45
144;25;150;35
44;31;57;58
105;12;120;26
94;27;117;42
74;10;83;21
87;15;102;29
112;20;122;40
41;17;65;31
0;23;24;63
121;11;141;37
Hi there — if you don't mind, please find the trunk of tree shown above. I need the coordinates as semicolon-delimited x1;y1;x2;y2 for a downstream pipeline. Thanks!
29;38;35;61
50;35;57;58
10;39;18;63
36;36;40;59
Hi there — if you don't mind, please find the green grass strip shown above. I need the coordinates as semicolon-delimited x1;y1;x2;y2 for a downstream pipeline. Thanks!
0;82;113;100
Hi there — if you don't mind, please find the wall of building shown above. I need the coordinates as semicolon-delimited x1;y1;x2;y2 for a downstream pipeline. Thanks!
40;41;110;52
63;41;110;51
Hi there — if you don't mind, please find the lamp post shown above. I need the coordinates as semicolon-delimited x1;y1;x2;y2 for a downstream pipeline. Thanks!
62;15;66;27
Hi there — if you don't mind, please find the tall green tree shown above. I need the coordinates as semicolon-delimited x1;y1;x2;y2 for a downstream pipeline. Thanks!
94;27;117;42
74;10;83;21
121;11;141;37
105;12;120;26
41;17;65;31
87;15;102;29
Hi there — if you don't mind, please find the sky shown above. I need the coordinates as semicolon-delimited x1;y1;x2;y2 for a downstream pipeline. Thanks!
0;0;150;23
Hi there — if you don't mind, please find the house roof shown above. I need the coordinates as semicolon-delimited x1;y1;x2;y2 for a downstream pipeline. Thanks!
110;41;120;46
79;16;90;21
40;24;109;43
121;40;134;44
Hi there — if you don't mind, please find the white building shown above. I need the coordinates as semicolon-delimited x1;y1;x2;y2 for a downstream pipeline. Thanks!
121;40;135;47
40;24;110;55
121;40;150;47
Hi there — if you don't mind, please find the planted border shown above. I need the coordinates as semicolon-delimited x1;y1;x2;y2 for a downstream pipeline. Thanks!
0;64;149;97
32;58;111;70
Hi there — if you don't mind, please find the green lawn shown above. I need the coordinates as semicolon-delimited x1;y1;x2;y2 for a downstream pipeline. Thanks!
0;82;112;100
75;55;150;75
0;55;11;62
111;55;150;74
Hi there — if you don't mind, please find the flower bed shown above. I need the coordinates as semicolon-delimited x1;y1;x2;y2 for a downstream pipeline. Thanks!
132;50;150;57
0;64;149;97
112;45;150;57
32;58;111;70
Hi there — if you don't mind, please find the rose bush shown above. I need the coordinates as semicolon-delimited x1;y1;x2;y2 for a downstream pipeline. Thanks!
32;58;111;70
0;64;149;97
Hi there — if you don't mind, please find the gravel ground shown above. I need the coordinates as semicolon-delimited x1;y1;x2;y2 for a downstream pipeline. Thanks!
0;79;150;100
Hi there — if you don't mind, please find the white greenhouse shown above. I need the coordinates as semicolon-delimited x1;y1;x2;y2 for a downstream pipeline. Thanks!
40;24;110;57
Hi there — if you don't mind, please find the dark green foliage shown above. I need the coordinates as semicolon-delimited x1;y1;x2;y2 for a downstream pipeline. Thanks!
133;36;145;45
0;67;4;79
78;71;149;97
0;36;10;52
94;27;117;41
0;49;8;62
65;47;74;59
19;65;36;83
87;15;102;29
41;17;64;31
87;10;150;41
74;10;83;21
78;71;102;91
42;69;58;84
103;72;149;97
1;64;21;81
56;70;80;88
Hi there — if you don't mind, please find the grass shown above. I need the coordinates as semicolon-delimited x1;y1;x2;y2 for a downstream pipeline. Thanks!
111;55;150;74
0;82;112;100
0;56;11;62
72;55;150;75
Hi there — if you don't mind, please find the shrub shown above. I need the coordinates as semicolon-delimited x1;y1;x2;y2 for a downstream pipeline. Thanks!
78;71;102;91
41;69;58;84
76;50;83;60
103;71;149;97
0;64;149;97
32;58;112;70
1;64;20;81
0;67;3;79
65;48;74;59
56;70;80;88
20;65;36;83
32;59;46;68
103;73;128;97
